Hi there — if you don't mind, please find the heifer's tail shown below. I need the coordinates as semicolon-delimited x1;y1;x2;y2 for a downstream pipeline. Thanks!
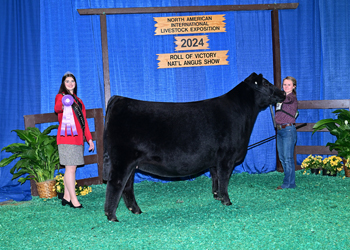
103;147;111;181
103;95;119;181
105;95;118;123
103;123;113;181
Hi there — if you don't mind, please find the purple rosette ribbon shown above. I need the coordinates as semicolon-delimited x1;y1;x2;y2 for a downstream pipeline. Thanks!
60;95;78;136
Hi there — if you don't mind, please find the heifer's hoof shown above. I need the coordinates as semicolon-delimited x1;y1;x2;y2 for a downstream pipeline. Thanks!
105;212;119;222
221;200;232;206
213;193;224;201
129;207;142;214
107;216;119;222
109;218;119;222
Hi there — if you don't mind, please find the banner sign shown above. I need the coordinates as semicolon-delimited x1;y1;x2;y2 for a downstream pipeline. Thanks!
174;35;209;51
156;51;229;69
154;15;226;35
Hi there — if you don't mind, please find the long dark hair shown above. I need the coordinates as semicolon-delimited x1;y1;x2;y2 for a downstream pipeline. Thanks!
58;72;78;95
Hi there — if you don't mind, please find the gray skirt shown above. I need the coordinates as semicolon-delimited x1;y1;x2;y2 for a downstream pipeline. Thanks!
58;144;84;166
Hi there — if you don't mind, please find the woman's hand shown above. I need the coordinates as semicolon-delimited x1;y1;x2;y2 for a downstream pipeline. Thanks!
88;139;95;152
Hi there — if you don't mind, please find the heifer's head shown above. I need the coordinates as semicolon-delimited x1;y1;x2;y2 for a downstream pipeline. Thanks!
245;73;286;109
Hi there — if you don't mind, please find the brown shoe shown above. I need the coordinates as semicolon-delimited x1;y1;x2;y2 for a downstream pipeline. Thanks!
275;186;283;190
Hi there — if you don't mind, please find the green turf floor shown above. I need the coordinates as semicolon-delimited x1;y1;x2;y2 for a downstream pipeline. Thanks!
1;170;350;249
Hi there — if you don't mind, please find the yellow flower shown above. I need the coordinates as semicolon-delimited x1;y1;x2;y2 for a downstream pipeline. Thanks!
322;155;343;176
73;185;92;196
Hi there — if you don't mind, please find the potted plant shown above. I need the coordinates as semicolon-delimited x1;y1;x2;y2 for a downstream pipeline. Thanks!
312;109;350;176
301;155;323;174
312;109;350;157
0;125;60;198
322;155;343;176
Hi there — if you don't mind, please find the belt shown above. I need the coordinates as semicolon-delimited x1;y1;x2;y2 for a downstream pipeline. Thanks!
276;123;295;130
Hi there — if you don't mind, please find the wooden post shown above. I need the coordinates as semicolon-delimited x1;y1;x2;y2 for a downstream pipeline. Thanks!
271;10;281;90
100;14;111;108
271;9;284;172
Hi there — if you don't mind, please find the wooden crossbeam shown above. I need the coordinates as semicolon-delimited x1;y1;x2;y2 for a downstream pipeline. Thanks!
78;3;299;15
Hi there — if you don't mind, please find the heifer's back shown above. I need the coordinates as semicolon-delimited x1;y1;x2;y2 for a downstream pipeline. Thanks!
103;72;285;221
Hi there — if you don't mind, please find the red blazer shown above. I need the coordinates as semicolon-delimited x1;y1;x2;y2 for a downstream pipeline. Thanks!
54;93;93;145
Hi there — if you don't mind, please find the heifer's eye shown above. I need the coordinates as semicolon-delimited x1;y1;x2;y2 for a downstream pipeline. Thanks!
254;82;257;85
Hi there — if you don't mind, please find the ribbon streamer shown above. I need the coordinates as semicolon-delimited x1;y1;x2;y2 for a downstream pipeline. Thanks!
60;95;78;136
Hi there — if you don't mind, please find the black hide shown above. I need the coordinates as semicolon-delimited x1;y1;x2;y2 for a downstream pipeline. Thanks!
103;72;285;221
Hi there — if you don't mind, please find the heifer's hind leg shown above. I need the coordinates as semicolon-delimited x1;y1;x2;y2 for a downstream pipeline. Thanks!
122;169;142;214
105;180;124;222
209;167;219;200
104;164;134;221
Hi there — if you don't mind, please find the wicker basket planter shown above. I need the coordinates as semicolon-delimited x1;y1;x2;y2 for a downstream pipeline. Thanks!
36;180;57;199
344;166;350;177
343;159;350;177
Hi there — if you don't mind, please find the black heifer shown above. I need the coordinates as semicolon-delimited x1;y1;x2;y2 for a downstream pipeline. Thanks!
103;73;285;221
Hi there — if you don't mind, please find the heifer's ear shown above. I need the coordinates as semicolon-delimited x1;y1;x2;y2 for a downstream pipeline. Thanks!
257;74;263;84
245;72;258;83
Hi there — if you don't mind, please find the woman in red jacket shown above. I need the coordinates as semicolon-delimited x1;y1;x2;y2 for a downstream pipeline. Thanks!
54;72;94;208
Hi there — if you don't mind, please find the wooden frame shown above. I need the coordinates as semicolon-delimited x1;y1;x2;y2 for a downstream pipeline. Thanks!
77;3;298;172
294;99;350;169
77;3;299;108
23;108;104;196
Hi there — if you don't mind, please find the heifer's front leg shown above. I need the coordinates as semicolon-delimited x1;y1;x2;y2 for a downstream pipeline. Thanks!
209;167;219;200
217;175;232;206
122;169;142;214
216;163;234;206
